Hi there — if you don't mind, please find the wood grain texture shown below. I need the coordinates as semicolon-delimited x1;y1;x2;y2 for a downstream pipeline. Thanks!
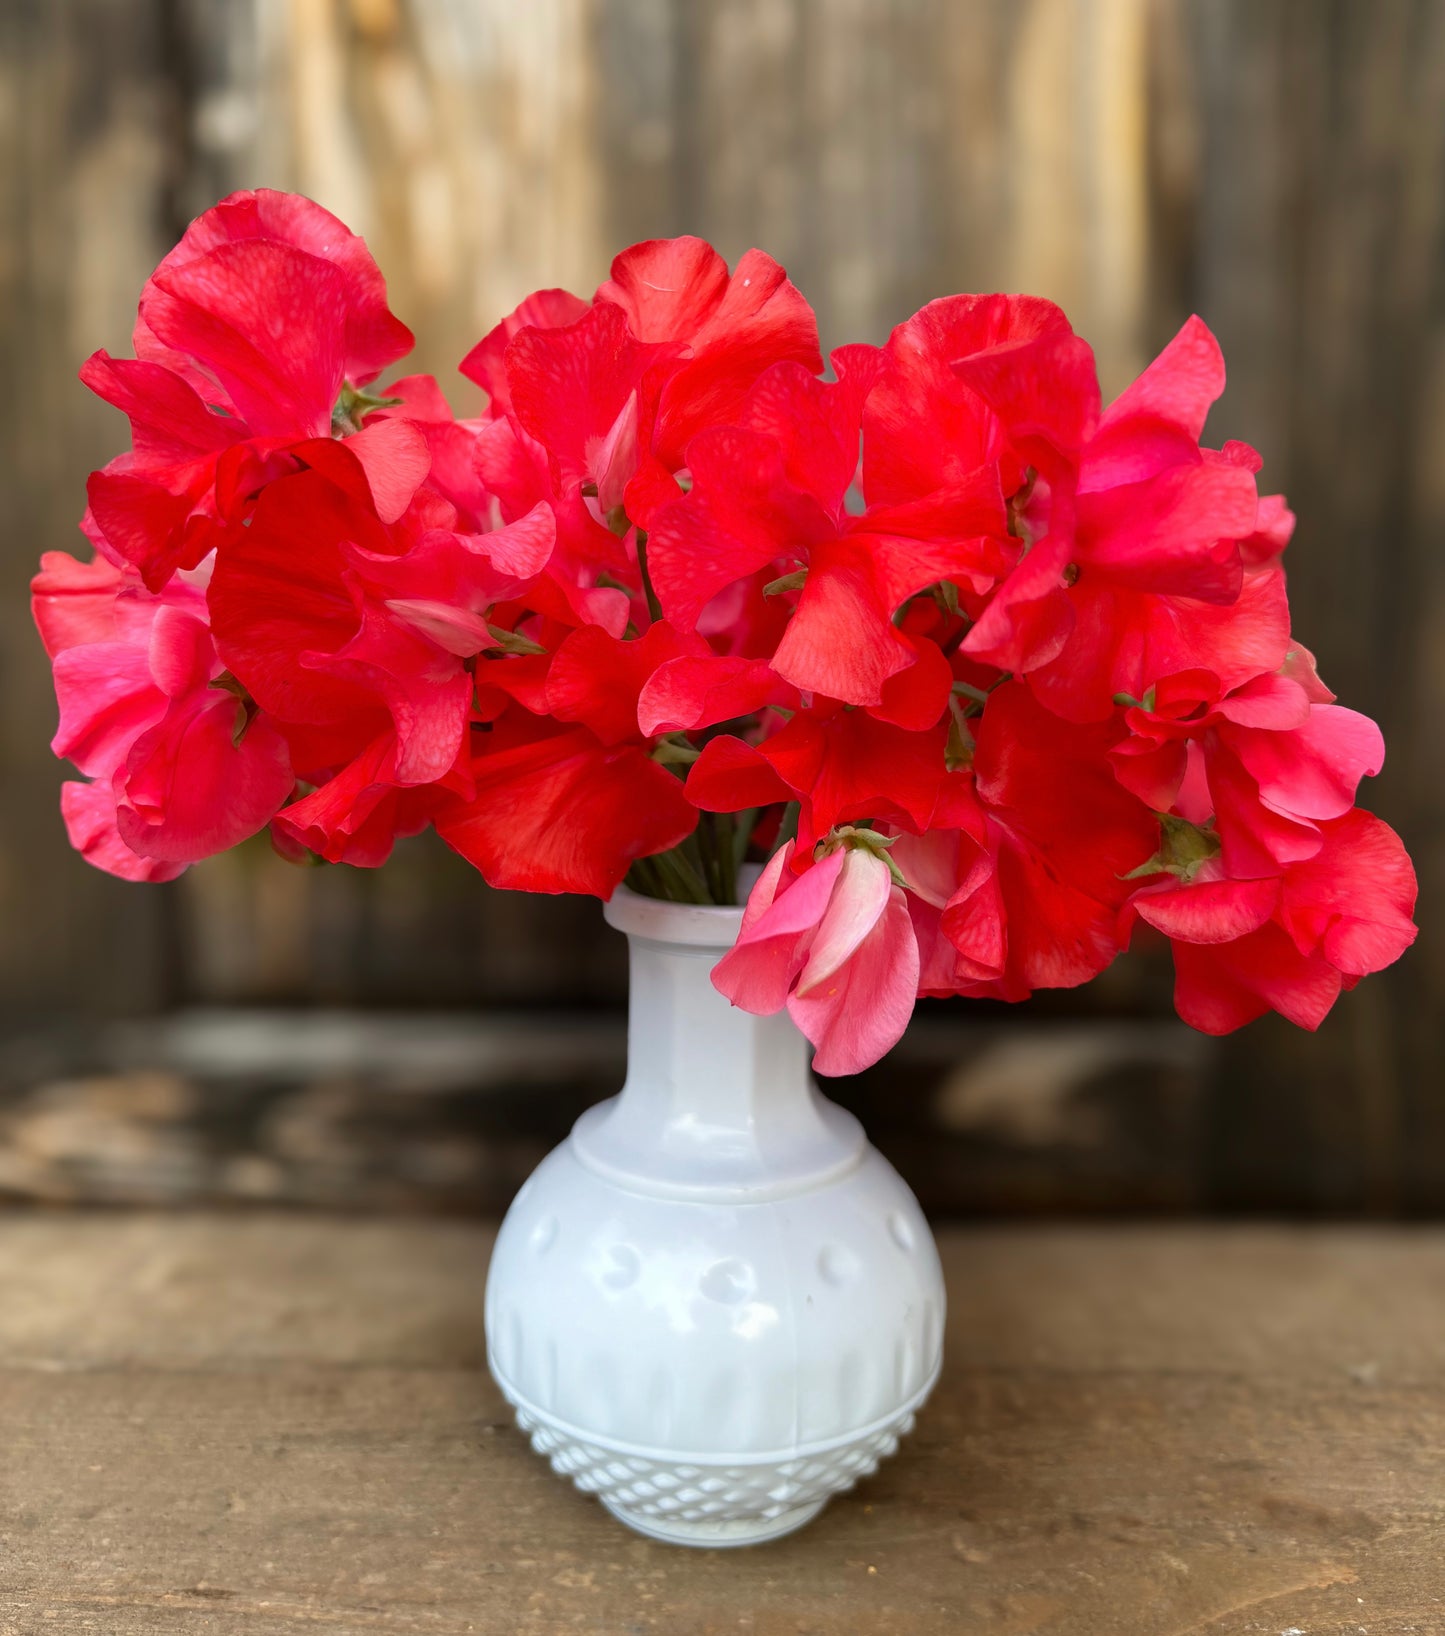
0;1;180;1018
0;1010;1211;1215
4;1215;1445;1634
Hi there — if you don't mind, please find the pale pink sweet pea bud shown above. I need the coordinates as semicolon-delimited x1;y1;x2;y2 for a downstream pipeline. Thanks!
713;838;921;1075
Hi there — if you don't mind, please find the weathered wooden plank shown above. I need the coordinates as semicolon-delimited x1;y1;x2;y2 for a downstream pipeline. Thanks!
1182;0;1445;1213
4;1217;1445;1634
0;1;180;1017
0;1010;1215;1214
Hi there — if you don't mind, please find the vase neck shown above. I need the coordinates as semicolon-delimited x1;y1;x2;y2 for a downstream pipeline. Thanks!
569;890;865;1202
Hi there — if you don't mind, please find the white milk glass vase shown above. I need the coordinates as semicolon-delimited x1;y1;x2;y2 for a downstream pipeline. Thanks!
484;883;946;1547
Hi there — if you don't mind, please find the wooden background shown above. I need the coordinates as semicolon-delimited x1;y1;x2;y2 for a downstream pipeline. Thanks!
1;0;1442;1214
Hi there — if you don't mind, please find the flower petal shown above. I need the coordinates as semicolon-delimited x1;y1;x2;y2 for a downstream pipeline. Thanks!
788;886;919;1075
795;849;892;996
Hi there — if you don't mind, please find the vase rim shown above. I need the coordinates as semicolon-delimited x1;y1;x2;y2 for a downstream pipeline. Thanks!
603;882;747;948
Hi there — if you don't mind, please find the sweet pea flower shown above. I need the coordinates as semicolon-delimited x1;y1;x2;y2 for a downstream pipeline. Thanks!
34;551;294;879
1120;808;1417;1033
712;836;920;1075
82;188;416;592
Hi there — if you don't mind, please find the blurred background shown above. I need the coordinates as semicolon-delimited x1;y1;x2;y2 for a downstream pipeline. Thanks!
0;0;1440;1218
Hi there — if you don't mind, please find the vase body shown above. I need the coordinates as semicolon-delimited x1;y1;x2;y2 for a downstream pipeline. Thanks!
484;885;945;1547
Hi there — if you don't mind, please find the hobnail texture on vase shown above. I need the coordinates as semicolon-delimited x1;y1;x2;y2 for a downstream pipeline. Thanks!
497;1384;934;1548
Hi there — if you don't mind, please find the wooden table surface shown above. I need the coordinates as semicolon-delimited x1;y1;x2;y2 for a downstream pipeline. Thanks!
3;1216;1444;1635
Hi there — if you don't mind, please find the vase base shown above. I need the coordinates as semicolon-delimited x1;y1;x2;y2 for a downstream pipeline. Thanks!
601;1496;827;1548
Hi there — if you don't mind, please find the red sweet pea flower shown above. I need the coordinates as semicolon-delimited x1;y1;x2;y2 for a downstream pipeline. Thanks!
1107;655;1385;875
1124;809;1417;1033
470;245;829;675
434;622;705;897
137;188;413;391
82;189;415;591
892;683;1158;999
209;456;555;791
463;236;822;526
864;292;1100;507
713;839;920;1076
1095;636;1410;1035
34;548;170;657
967;318;1292;721
433;719;698;899
1108;665;1316;813
209;466;447;779
459;288;592;421
272;732;470;868
503;300;682;509
240;398;743;888
34;551;294;879
543;621;710;745
58;782;186;884
602;236;823;508
637;655;796;738
645;350;876;622
687;703;949;855
1210;702;1384;875
647;351;1009;708
80;355;248;592
357;374;497;530
472;413;635;637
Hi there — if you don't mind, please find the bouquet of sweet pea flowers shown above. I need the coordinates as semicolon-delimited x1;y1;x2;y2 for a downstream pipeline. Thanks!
35;190;1416;1073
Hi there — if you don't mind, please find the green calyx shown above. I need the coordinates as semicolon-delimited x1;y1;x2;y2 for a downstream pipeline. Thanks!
331;382;403;437
484;623;547;657
763;567;808;599
945;708;974;771
815;823;910;890
892;580;961;629
209;670;249;701
651;735;701;768
1122;813;1221;885
1113;686;1158;712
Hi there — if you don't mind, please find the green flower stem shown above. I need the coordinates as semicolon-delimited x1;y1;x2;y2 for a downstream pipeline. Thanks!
634;532;664;624
638;845;711;904
711;811;738;906
950;679;992;707
628;804;781;906
731;808;761;872
695;810;720;900
629;809;764;906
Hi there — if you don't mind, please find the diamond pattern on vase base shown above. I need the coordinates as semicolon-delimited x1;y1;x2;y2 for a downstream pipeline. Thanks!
501;1381;932;1545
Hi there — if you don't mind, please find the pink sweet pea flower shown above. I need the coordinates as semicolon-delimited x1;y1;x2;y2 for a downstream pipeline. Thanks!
712;838;920;1075
36;552;294;880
